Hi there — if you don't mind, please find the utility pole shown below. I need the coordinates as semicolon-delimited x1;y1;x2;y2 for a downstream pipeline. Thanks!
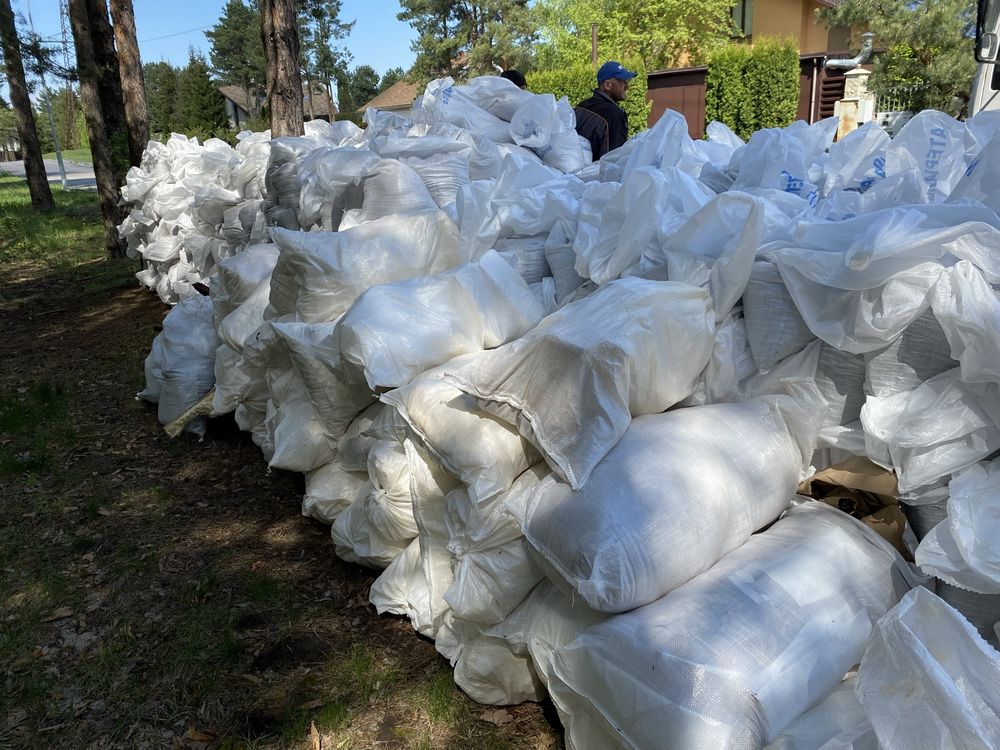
26;0;68;188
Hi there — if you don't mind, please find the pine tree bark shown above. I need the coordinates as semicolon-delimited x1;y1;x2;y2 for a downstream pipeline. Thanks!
260;0;304;137
109;0;149;167
68;0;126;257
86;0;128;185
0;0;54;211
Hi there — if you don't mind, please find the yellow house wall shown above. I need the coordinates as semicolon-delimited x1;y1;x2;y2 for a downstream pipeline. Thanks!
801;0;833;52
751;0;832;52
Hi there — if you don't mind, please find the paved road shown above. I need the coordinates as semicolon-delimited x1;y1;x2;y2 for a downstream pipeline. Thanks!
0;157;97;189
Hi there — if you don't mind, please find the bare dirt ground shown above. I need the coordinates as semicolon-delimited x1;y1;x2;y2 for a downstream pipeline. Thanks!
0;257;563;749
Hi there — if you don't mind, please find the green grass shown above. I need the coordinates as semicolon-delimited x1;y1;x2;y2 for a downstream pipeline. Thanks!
0;173;104;268
42;148;92;165
0;380;71;477
425;666;461;723
341;643;400;704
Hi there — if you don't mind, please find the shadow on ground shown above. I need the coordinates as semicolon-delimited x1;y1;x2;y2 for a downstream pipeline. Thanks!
0;263;563;749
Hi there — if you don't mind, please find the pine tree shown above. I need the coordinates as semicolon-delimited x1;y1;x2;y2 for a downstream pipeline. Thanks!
206;0;267;118
176;51;229;139
143;62;179;137
0;0;54;210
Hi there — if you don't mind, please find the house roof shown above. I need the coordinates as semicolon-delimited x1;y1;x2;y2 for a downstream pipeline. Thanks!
304;86;337;116
219;84;337;116
358;80;420;113
219;84;253;112
815;0;846;6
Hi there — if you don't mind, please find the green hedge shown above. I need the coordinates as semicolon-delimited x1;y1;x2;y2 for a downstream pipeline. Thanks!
705;38;799;140
527;61;652;137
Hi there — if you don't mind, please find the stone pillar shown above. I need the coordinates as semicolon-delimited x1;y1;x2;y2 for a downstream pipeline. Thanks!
834;67;877;139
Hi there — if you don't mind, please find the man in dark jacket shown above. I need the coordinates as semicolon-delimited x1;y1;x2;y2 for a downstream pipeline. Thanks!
574;61;637;160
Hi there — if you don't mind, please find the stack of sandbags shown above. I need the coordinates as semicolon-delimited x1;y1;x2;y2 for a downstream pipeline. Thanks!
130;86;1000;741
121;132;272;303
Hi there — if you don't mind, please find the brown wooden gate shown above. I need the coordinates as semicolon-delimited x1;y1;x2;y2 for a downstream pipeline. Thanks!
646;52;851;136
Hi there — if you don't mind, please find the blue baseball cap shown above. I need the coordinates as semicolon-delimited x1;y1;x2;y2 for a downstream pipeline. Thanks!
597;61;637;84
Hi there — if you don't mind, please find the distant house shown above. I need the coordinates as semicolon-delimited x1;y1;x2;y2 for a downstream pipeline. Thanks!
737;0;851;52
358;80;421;119
219;84;338;128
302;85;338;122
219;85;255;129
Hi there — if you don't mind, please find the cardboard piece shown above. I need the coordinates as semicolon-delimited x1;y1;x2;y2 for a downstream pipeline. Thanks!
800;457;912;561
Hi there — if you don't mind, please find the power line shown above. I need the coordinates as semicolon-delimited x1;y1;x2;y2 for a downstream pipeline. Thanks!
139;25;214;43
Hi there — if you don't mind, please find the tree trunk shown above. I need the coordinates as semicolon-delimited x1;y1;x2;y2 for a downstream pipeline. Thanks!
109;0;149;167
68;0;126;258
260;0;304;137
0;0;54;211
86;0;128;186
326;80;336;121
305;76;315;120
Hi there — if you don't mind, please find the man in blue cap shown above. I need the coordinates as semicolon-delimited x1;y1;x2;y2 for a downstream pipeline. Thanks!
574;61;637;160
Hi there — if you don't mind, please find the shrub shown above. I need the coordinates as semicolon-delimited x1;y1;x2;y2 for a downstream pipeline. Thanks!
705;37;799;139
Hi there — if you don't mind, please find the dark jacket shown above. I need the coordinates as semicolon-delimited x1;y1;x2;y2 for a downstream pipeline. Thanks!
574;89;628;160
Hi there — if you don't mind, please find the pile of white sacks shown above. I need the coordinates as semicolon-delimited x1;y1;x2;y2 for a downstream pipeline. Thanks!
128;74;1000;749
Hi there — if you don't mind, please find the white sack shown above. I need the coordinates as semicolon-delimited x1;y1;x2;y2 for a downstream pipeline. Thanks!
931;260;1000;386
856;586;1000;750
354;159;439;224
435;613;545;705
462;75;532;121
418;78;514;144
764;677;876;750
212;244;278;319
815;343;867;427
742;259;816;371
216;279;269;354
381;365;540;505
884;110;969;203
768;203;1000;353
297;147;378;229
551;502;916;749
523;395;816;613
211;343;250;415
864;308;955;397
915;457;1000;594
270;319;377;438
444;465;548;624
336;402;385;472
334;250;545;389
442;277;716;488
267;396;334;473
267;209;464;322
862;368;1000;493
485;581;621;750
155;295;219;433
682;308;757;406
406;440;463;638
578;166;714;286
302;462;368;525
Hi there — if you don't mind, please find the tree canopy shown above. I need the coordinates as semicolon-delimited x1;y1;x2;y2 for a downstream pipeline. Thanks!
379;66;406;92
398;0;538;81
819;0;976;116
534;0;737;71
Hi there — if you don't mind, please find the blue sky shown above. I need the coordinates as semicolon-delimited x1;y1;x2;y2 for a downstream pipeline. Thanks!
16;0;417;78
